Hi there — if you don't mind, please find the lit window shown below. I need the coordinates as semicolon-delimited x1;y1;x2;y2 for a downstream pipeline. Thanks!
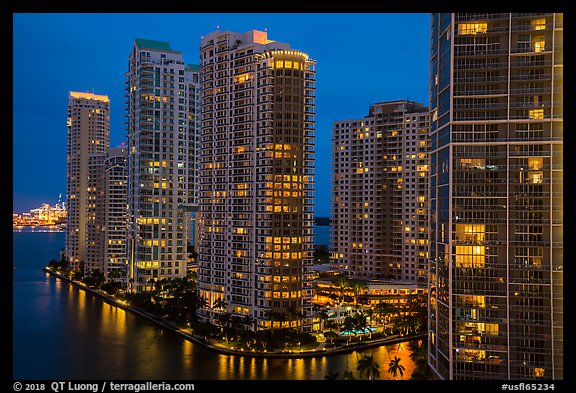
529;109;544;119
528;157;543;170
458;23;488;35
532;37;545;52
531;19;546;30
528;171;543;184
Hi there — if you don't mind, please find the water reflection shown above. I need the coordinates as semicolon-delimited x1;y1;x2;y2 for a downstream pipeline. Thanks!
14;231;416;380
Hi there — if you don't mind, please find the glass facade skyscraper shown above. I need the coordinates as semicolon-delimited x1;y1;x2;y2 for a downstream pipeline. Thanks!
428;13;563;379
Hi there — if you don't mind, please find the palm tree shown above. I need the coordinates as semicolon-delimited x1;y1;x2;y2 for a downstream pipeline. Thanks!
230;314;243;340
196;295;208;310
218;312;232;344
324;331;339;346
354;311;369;340
287;306;303;328
341;370;356;380
375;302;396;324
242;314;255;331
350;280;368;306
324;371;340;380
333;274;351;304
341;315;357;344
388;356;406;379
356;354;381;380
212;298;228;312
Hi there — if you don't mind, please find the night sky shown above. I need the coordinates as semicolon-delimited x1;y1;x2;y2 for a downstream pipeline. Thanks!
13;13;429;216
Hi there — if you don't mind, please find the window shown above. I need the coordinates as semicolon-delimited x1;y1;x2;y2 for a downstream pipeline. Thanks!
455;245;485;268
531;19;546;30
458;22;488;35
532;36;545;52
529;109;544;119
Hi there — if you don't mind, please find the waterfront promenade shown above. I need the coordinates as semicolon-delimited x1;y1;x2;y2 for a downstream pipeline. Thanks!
43;267;425;359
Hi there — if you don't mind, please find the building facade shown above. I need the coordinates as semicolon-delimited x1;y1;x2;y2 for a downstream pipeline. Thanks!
84;146;129;279
332;100;430;284
197;30;316;331
66;92;110;270
104;146;129;280
125;39;199;291
85;152;106;274
428;13;563;379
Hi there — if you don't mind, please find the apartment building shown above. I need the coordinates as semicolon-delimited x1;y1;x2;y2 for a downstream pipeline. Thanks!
428;13;563;379
332;100;430;284
66;92;110;270
125;38;199;291
197;30;316;331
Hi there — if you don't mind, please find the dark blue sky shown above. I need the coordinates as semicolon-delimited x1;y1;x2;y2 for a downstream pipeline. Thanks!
13;13;429;216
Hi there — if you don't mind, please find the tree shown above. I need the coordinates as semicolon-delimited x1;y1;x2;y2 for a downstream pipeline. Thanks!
324;331;339;345
374;302;396;324
341;370;356;380
341;315;357;344
333;274;351;304
324;319;339;334
350;280;368;306
356;354;381;380
242;314;255;331
287;306;303;328
354;311;369;339
212;298;228;313
409;339;435;380
388;356;406;379
218;312;232;344
230;314;243;340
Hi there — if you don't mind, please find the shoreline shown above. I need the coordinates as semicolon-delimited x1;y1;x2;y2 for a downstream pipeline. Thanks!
43;267;425;359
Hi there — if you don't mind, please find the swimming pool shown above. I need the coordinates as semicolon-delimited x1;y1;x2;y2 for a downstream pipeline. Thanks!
340;327;378;336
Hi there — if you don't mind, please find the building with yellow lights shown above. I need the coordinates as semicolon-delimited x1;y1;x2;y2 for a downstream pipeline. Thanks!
332;100;430;284
66;91;110;271
84;146;128;280
428;13;563;380
197;30;316;332
125;39;200;292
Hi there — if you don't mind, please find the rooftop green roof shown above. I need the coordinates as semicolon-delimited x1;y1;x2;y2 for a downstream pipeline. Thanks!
135;38;173;51
186;64;200;71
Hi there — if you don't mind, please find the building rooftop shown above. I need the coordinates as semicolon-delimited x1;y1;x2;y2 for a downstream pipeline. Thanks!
135;38;178;53
186;64;200;71
69;91;109;103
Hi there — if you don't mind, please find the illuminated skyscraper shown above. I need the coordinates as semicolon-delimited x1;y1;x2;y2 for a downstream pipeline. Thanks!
85;146;129;280
66;92;110;270
428;13;563;379
332;100;430;284
197;30;316;331
125;39;199;291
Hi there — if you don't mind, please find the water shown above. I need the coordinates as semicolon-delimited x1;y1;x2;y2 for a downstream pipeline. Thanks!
13;231;415;380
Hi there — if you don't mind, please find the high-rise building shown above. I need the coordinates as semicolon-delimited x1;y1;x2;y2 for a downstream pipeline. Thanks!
86;152;106;274
197;30;316;331
85;146;129;280
428;13;563;379
66;92;110;271
332;100;430;284
104;146;129;280
125;39;199;292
